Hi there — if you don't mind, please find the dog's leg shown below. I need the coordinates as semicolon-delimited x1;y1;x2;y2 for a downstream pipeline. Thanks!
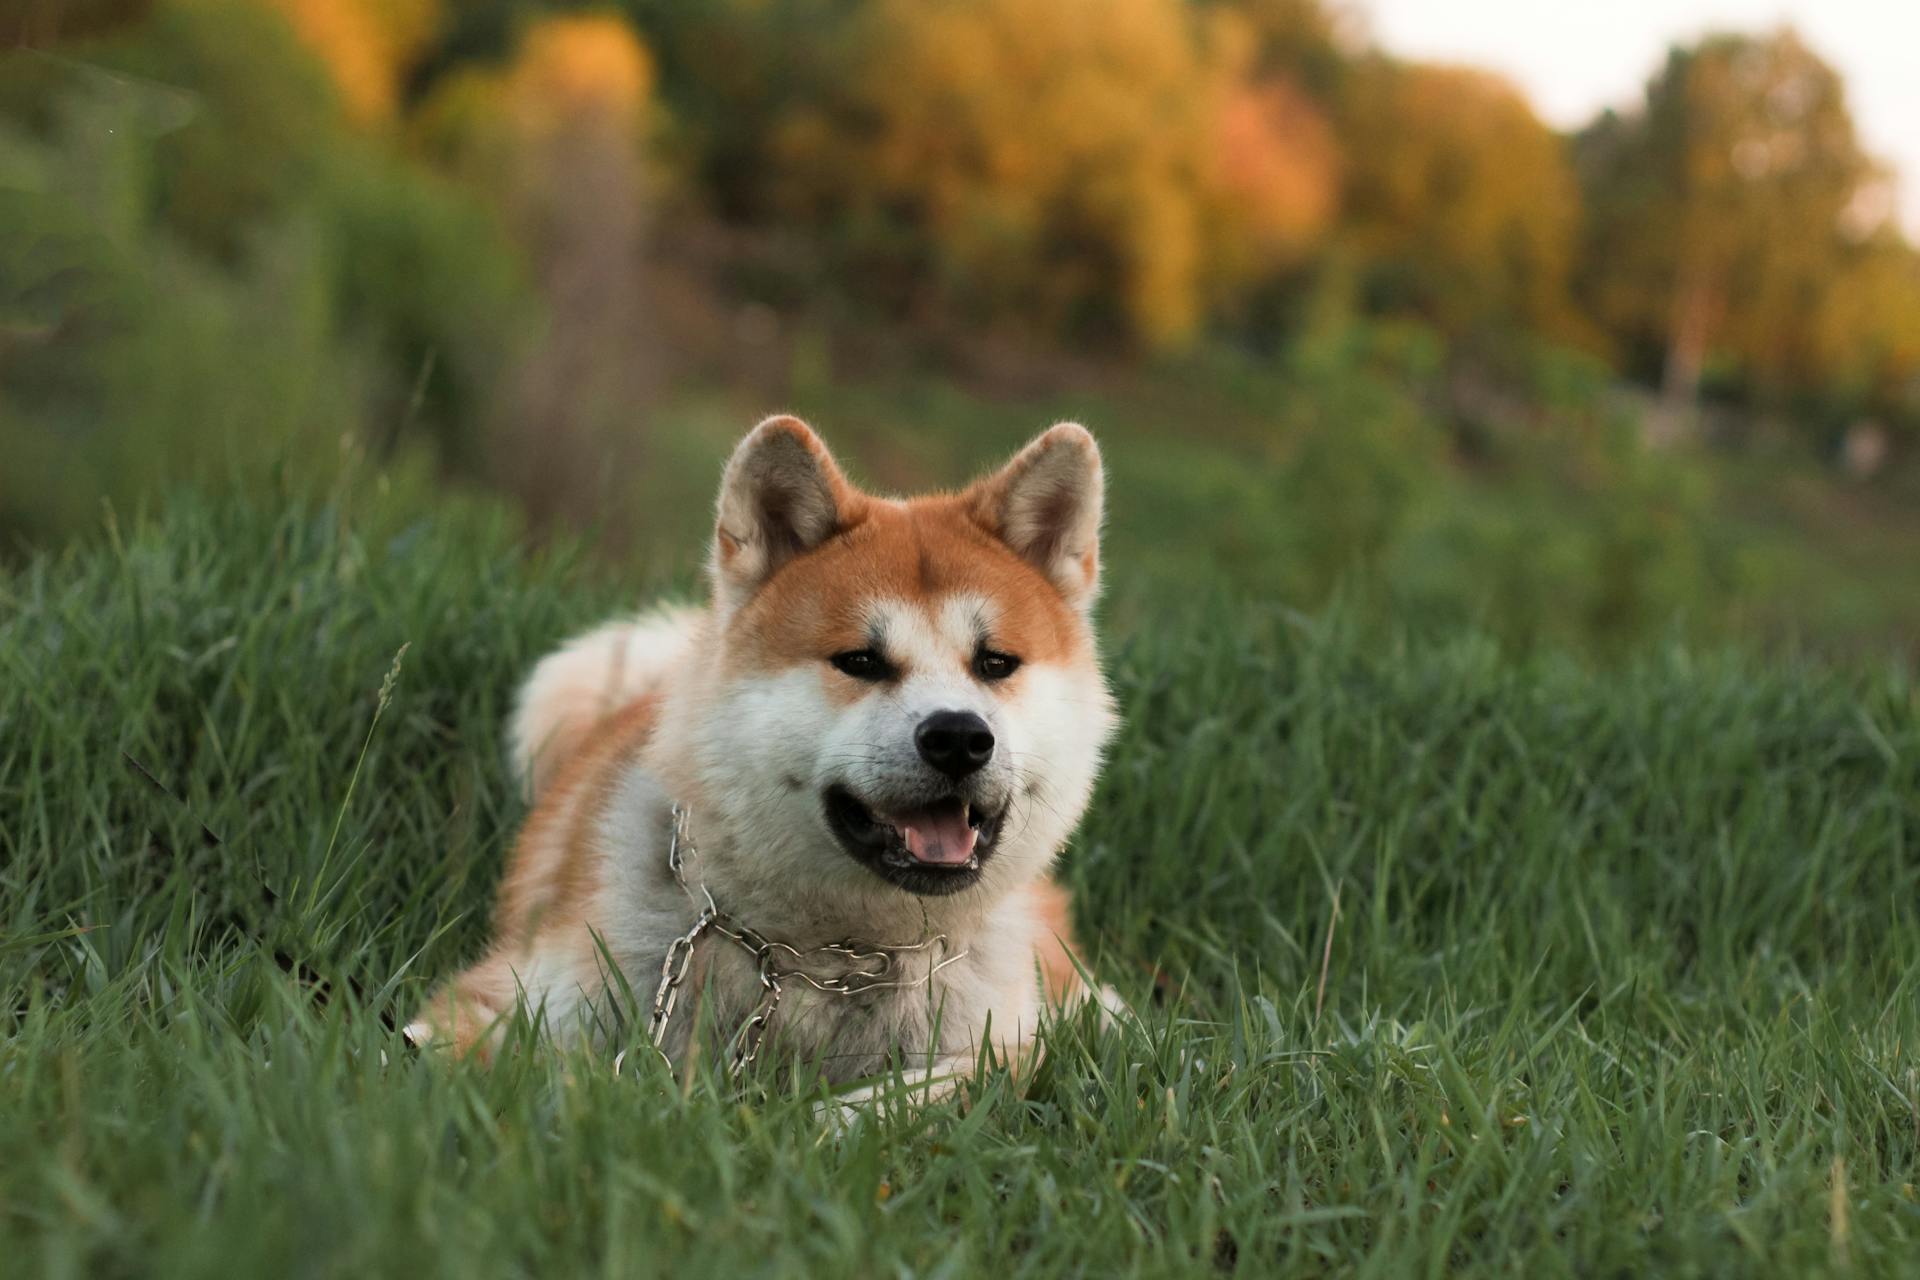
815;1053;976;1127
1029;875;1128;1020
405;932;601;1059
404;954;519;1058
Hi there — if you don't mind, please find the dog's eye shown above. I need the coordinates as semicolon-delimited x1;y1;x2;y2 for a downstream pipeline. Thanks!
830;649;893;681
974;649;1022;681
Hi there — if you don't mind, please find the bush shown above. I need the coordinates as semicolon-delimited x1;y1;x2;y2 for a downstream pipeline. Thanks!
0;0;534;542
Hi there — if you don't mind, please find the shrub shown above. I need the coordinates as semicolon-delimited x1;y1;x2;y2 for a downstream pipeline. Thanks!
0;0;533;541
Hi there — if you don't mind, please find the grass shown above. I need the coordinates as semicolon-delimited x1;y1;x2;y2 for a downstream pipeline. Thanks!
3;485;1919;1277
632;362;1920;665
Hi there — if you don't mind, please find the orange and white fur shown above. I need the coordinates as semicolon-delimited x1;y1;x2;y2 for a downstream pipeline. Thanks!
409;417;1116;1089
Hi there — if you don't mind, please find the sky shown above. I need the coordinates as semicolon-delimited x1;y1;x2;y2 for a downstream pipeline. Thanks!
1361;0;1920;233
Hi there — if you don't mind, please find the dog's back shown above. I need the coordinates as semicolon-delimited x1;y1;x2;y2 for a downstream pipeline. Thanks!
508;606;702;800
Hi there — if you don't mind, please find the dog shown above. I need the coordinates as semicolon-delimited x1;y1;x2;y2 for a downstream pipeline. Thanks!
408;417;1117;1093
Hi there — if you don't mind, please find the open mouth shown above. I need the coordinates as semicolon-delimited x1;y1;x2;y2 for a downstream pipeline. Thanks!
824;786;1004;896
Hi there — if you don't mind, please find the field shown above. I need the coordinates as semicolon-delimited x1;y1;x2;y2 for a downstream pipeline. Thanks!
4;483;1918;1277
8;0;1920;1272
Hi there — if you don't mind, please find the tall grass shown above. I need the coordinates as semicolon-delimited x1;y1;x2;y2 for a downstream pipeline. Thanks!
2;490;1916;1275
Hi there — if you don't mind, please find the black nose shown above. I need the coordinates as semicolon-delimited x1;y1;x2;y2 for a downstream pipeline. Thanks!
915;710;995;779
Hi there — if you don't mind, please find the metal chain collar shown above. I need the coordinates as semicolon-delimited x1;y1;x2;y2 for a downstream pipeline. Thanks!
640;804;967;1075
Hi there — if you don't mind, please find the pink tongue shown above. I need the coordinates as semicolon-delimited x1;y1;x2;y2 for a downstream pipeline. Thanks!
897;806;978;865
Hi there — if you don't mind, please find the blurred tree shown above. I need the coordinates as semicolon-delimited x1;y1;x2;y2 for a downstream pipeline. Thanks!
1806;232;1920;430
89;0;339;258
619;0;865;221
770;0;1337;348
1339;58;1585;346
4;0;154;49
1199;0;1351;100
501;12;652;122
1201;9;1341;304
259;0;441;123
413;14;660;528
1575;29;1917;430
0;0;531;539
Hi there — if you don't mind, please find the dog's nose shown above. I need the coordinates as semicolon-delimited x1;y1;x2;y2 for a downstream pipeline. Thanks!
915;710;995;779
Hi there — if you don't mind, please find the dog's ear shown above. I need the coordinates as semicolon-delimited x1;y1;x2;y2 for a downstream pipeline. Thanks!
968;423;1104;611
711;416;855;609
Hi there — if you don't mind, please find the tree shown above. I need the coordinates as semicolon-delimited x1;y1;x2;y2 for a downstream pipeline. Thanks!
618;0;867;221
1574;29;1910;421
1806;228;1920;432
0;0;530;536
260;0;440;123
412;14;662;525
1338;58;1585;345
769;0;1338;348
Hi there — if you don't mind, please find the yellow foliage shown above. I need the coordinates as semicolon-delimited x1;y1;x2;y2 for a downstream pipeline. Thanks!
1208;76;1340;278
1808;238;1920;396
1344;61;1584;339
408;12;658;298
503;14;654;132
1573;30;1915;401
259;0;439;123
778;0;1337;347
411;13;656;183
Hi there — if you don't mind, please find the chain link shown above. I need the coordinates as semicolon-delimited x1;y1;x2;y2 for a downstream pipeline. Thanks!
639;804;968;1076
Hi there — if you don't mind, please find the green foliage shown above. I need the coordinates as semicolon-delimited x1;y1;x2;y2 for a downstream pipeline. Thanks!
0;61;351;539
4;491;1918;1273
1071;324;1738;656
0;1;534;541
618;0;868;219
319;138;534;472
91;0;337;256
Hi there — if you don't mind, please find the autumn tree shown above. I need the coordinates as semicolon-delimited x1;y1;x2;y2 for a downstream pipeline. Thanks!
259;0;440;123
618;0;866;221
1198;0;1350;99
1574;28;1914;423
1338;58;1585;345
412;14;661;526
1807;230;1920;424
769;0;1338;348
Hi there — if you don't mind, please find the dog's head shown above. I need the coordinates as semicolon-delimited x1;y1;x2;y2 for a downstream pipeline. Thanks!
690;416;1115;912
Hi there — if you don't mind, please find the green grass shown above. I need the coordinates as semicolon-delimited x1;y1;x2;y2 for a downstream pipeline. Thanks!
4;487;1919;1277
627;362;1920;665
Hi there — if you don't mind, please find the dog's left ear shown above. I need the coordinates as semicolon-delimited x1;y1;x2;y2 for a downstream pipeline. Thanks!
968;423;1104;611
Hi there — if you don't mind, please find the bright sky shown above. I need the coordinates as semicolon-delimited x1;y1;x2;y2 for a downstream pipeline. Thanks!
1360;0;1920;233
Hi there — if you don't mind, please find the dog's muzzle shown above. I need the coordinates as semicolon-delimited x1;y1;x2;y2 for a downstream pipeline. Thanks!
823;785;1009;896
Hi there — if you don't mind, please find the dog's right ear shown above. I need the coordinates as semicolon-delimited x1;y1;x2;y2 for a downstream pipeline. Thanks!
710;416;854;610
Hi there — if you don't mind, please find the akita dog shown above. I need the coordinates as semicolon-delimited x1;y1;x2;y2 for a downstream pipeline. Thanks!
408;417;1117;1091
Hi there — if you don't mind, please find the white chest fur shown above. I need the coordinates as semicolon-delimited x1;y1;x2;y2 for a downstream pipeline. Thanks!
588;773;1044;1083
